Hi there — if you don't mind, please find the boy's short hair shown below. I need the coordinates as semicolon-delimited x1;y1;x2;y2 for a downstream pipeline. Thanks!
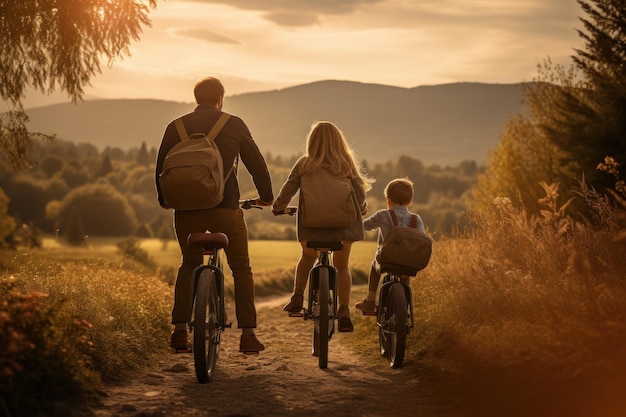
385;178;414;205
194;77;224;105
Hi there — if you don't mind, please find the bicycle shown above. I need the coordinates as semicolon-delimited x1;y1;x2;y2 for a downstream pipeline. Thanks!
376;263;416;369
273;207;340;369
305;241;342;369
186;199;263;384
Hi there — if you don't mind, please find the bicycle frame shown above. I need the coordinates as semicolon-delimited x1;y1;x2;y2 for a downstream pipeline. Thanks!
304;241;342;369
187;231;231;383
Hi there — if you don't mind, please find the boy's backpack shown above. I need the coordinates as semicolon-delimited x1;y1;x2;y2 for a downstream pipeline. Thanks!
300;170;358;228
159;113;233;211
379;210;432;275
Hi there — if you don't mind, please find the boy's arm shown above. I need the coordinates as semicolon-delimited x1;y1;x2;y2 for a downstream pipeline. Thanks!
363;210;386;231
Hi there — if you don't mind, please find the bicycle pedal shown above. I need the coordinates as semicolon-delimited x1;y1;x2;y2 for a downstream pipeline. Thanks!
361;312;377;316
172;346;192;354
242;351;260;356
287;311;304;318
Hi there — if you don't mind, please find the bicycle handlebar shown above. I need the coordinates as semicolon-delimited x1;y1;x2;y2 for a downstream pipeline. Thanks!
239;199;296;216
273;206;297;216
239;199;264;210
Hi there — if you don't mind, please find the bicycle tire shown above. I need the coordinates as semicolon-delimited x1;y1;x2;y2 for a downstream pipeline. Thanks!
378;285;389;358
388;283;408;368
192;269;220;383
315;267;330;369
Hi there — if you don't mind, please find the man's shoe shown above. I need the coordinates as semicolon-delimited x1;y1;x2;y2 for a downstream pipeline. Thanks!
170;329;191;352
355;298;376;315
337;305;354;333
282;293;304;313
240;334;265;353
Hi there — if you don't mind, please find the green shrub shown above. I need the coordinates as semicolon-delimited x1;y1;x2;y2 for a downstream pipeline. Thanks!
0;254;172;417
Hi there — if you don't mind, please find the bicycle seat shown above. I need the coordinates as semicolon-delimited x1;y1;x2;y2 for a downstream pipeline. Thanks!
187;232;229;251
379;262;418;277
307;241;343;251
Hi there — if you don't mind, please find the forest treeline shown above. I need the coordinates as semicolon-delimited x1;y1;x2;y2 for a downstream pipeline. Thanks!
0;139;478;247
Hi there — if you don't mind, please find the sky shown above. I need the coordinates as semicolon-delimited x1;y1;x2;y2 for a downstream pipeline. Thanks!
24;0;583;107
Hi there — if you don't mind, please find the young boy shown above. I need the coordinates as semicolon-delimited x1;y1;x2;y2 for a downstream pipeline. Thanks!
355;178;425;315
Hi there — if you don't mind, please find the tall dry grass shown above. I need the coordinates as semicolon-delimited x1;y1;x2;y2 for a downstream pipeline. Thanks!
407;180;626;417
0;252;172;417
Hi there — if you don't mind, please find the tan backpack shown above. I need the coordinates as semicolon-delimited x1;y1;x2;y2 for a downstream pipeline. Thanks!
379;210;432;275
159;113;233;210
300;170;358;228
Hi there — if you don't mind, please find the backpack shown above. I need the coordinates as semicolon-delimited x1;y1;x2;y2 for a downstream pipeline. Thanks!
300;170;358;228
159;113;232;211
379;210;432;275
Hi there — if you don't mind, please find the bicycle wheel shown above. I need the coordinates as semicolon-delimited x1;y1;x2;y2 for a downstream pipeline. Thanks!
378;285;390;357
192;269;220;383
313;267;330;369
387;283;408;368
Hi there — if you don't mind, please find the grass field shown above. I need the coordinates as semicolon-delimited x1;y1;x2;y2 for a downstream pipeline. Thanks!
41;236;377;273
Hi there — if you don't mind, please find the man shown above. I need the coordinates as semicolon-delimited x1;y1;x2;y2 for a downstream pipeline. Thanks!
156;76;273;353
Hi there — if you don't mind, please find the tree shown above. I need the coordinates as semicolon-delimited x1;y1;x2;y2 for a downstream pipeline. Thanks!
0;187;16;246
136;142;150;166
0;0;156;170
52;183;138;236
472;0;626;214
571;0;626;180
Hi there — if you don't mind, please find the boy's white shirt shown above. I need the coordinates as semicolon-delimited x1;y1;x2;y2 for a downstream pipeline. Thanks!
363;205;425;248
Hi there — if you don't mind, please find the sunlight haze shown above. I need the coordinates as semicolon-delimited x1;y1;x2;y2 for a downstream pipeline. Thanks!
24;0;581;107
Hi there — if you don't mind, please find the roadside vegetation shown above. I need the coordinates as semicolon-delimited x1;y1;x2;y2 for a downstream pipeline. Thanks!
352;174;626;417
3;172;625;417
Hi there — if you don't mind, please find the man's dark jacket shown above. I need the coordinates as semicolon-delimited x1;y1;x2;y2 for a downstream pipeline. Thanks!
155;104;273;208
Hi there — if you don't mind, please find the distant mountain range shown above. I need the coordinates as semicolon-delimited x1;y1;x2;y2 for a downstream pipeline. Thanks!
25;80;528;165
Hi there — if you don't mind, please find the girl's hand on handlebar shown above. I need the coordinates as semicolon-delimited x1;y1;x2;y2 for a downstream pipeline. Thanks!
272;207;297;216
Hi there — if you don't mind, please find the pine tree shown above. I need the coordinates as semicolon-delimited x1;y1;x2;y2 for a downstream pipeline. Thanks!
571;0;626;182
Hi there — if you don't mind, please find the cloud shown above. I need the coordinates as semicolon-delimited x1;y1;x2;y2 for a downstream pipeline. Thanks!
184;0;385;26
263;11;320;27
173;28;241;44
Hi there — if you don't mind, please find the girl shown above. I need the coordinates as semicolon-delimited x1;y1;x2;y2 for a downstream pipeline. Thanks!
272;121;372;332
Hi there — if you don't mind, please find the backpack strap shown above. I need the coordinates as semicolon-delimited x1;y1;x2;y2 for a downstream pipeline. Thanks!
206;113;235;181
173;113;231;143
388;210;399;226
389;210;418;229
173;118;189;141
205;113;231;142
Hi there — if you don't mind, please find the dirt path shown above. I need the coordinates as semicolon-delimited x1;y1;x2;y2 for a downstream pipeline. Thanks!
88;294;461;417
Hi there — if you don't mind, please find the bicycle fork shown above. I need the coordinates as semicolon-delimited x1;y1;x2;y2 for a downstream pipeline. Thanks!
377;278;415;331
189;264;232;332
305;263;338;324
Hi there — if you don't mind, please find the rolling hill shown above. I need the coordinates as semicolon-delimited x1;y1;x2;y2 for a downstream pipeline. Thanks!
25;80;527;165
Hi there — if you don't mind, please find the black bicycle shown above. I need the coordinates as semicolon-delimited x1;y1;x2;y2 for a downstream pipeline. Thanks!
376;264;416;369
187;199;263;383
187;231;229;383
306;241;342;369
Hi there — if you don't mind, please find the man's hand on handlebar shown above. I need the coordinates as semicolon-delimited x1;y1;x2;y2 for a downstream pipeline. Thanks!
240;198;273;210
254;198;273;207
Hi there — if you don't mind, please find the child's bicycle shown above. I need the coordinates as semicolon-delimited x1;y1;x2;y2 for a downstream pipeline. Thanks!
375;263;417;369
305;240;342;369
273;207;341;369
185;199;264;384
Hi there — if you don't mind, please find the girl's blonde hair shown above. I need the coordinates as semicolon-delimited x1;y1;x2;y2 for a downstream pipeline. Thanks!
300;121;373;191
